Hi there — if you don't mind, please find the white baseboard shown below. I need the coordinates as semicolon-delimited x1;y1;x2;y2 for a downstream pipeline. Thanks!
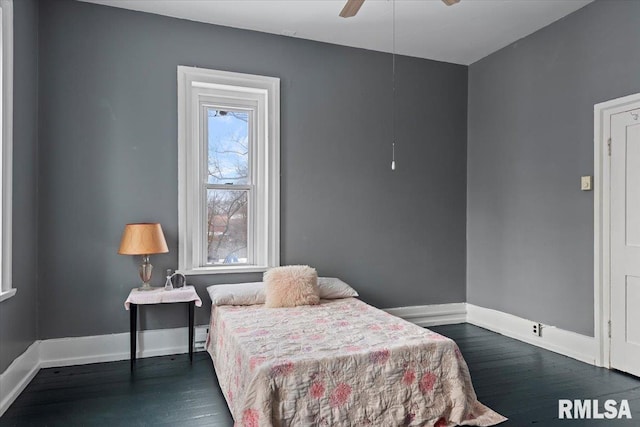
385;303;467;327
40;325;209;368
0;325;208;417
466;304;596;365
1;303;599;418
1;304;467;417
0;341;40;417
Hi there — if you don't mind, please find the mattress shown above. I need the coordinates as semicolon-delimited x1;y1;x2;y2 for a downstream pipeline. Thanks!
206;297;505;426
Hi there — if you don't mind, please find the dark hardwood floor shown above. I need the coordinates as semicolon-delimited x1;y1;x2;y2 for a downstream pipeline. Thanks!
1;324;639;426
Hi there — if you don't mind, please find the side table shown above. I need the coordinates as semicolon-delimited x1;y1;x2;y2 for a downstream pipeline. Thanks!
124;285;202;371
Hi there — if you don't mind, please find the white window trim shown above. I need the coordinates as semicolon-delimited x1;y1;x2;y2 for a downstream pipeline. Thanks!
0;0;13;302
177;66;280;275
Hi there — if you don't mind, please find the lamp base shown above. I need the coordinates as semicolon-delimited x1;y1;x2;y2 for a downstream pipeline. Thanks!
137;255;155;291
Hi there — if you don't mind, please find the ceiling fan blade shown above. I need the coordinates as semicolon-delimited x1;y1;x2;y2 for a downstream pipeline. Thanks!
339;0;365;18
442;0;461;5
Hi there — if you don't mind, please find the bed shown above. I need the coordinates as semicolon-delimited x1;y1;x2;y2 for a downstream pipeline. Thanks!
206;293;505;426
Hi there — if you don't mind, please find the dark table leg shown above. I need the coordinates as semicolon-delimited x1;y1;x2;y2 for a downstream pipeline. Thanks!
189;301;195;364
130;303;137;372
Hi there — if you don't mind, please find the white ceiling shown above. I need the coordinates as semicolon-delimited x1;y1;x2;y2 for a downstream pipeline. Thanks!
78;0;593;65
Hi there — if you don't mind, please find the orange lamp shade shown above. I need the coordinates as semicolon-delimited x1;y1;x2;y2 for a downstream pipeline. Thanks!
118;223;169;255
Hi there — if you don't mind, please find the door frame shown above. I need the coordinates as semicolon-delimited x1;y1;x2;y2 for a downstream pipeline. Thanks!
594;92;640;368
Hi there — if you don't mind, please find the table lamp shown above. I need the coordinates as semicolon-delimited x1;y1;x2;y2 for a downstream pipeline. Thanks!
118;223;169;291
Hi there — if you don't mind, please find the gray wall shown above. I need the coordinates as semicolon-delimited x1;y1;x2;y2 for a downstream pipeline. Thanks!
37;0;467;339
0;0;39;373
467;0;640;336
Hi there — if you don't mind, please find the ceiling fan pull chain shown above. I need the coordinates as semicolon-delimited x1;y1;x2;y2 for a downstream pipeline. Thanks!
391;0;397;171
391;142;396;170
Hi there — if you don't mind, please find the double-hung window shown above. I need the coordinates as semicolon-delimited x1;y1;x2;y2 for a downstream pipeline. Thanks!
177;67;280;274
0;0;13;302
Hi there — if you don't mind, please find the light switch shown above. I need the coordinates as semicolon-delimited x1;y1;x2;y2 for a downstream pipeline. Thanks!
581;176;593;191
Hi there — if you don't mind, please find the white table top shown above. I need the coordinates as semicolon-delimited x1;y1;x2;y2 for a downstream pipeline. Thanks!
124;285;202;310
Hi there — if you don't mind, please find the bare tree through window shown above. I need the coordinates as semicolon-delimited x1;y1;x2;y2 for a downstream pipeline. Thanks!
206;109;250;264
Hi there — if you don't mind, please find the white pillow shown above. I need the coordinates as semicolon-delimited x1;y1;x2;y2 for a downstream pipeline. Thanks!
207;277;358;306
318;277;359;299
207;282;264;306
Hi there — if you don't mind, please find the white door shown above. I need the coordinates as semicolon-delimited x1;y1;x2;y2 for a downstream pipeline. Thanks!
610;107;640;377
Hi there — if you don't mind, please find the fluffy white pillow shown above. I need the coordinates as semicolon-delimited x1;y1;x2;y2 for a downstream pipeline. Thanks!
318;277;359;299
264;265;320;308
206;277;359;306
207;282;264;306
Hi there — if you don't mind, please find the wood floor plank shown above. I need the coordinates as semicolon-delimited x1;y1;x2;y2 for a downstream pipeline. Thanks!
2;324;639;426
431;324;640;425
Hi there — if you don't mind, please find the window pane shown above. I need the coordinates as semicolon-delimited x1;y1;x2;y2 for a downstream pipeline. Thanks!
207;109;249;185
207;189;248;264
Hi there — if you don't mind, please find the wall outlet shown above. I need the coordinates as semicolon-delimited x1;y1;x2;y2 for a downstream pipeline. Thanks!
194;325;209;350
532;323;543;337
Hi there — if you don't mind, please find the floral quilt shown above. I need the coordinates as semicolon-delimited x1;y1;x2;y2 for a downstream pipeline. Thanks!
206;298;506;427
